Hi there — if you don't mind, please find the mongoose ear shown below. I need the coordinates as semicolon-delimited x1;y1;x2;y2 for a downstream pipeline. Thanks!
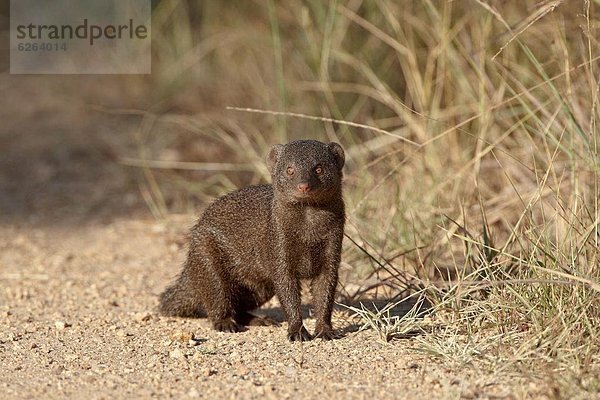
266;144;284;174
328;142;345;170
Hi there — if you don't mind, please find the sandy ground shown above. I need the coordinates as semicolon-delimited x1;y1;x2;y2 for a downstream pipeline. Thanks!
0;76;564;400
0;216;551;400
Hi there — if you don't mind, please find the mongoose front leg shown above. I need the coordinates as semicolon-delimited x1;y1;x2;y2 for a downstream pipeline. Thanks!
272;227;311;342
311;233;343;340
274;271;310;341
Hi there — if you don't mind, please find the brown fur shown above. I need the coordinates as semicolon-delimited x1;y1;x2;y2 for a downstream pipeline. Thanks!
159;140;345;341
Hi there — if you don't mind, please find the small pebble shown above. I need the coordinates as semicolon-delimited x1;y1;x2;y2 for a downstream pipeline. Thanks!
171;330;195;342
169;348;186;360
190;352;203;363
236;365;250;376
55;321;70;330
135;313;152;322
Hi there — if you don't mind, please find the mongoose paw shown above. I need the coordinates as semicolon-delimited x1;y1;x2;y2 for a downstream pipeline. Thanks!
287;326;312;342
313;327;337;340
213;318;244;333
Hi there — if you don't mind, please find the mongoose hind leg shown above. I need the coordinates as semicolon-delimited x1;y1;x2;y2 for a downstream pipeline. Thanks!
233;285;279;327
187;235;243;333
213;318;245;333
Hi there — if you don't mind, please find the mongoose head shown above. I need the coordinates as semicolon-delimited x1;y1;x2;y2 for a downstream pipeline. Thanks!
267;140;345;205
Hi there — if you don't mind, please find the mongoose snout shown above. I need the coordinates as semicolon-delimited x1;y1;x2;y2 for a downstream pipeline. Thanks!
297;182;311;193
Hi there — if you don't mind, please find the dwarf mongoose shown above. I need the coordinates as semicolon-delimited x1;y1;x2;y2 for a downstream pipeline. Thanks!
159;140;345;341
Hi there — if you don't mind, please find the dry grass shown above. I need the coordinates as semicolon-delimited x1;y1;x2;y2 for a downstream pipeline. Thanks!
132;0;600;397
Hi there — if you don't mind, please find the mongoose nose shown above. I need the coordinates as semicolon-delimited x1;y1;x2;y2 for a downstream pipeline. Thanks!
297;183;311;193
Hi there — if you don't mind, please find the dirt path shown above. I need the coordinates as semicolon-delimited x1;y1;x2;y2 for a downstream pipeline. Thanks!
0;215;551;400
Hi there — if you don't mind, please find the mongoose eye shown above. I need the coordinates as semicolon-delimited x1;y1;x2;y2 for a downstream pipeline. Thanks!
315;165;323;175
286;166;295;176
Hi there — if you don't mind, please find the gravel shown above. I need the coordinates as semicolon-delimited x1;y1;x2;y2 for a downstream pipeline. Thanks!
0;216;554;399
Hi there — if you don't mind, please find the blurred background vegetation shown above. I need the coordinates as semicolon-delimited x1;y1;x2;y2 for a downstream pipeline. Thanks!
144;0;599;292
1;0;598;394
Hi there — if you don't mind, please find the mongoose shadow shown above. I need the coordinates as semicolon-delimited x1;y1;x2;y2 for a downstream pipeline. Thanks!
201;294;433;338
159;140;346;342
